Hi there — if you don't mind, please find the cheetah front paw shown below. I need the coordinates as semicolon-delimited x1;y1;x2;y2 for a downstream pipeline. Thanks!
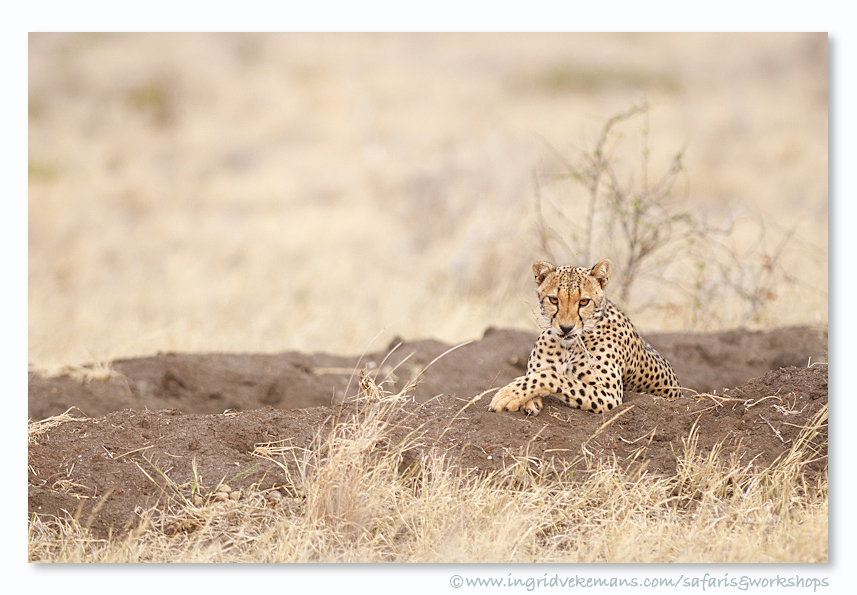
488;385;543;416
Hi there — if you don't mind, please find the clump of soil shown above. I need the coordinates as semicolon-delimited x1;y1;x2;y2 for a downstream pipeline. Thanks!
28;326;827;538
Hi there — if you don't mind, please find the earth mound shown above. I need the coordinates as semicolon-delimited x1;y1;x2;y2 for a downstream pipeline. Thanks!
29;326;826;420
28;326;827;538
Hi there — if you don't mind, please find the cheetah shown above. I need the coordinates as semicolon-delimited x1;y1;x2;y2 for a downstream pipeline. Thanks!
488;259;681;416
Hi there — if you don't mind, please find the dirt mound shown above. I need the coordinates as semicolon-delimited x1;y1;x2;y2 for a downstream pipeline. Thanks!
28;326;828;539
29;326;826;420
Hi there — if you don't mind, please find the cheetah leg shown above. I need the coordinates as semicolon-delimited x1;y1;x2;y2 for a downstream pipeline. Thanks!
489;364;623;416
486;328;560;415
557;363;623;414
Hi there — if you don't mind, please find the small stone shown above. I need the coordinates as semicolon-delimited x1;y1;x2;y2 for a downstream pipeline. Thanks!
192;495;203;507
265;491;282;507
229;489;241;501
213;492;228;502
216;484;232;494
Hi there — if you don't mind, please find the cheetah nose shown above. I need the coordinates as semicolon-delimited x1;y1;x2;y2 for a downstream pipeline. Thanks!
559;324;574;335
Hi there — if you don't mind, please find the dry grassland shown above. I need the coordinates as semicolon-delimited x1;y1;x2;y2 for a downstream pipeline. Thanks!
28;33;827;370
28;33;828;565
28;380;827;563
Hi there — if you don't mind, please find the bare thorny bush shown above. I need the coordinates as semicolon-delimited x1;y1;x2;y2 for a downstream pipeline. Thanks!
533;103;823;329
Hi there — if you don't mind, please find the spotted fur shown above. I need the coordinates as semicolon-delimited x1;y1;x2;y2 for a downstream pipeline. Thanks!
488;259;682;416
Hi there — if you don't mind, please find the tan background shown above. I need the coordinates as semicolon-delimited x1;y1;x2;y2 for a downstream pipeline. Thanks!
28;33;828;370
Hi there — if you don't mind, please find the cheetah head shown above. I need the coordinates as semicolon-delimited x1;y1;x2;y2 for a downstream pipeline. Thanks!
532;259;612;340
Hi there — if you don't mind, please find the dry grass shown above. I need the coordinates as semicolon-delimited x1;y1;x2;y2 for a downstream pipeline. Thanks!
27;32;828;566
29;378;827;563
27;407;87;445
27;33;828;370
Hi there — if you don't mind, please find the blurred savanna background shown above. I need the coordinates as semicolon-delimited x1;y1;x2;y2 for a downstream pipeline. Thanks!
28;33;828;371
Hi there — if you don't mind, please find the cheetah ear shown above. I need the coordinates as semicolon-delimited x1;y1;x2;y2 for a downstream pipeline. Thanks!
532;262;556;286
589;259;612;289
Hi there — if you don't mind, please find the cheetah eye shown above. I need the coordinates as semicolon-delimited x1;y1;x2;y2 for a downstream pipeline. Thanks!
579;298;591;307
547;296;559;306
